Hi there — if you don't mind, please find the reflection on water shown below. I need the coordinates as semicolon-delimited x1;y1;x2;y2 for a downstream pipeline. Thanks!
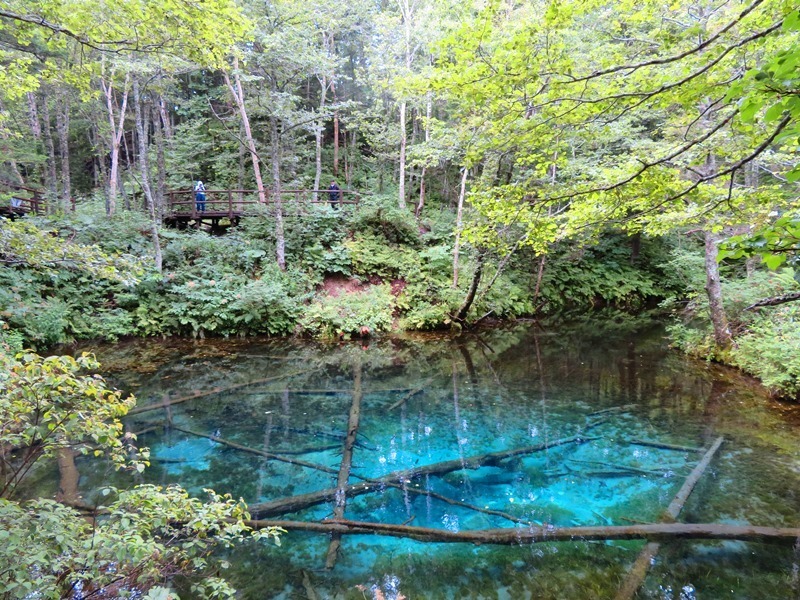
63;318;800;599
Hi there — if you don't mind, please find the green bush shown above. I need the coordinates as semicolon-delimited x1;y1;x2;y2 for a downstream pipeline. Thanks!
299;284;395;338
731;305;800;398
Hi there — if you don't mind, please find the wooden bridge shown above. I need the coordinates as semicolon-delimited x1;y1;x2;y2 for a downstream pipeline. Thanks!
0;181;47;218
164;188;361;231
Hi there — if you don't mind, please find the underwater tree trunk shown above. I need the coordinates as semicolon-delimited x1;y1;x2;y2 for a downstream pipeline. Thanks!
248;433;595;518
245;518;800;546
325;360;363;569
615;436;724;600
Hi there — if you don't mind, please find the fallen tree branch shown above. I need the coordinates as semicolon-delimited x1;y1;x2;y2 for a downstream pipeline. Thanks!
248;433;598;518
615;436;725;600
745;291;800;311
624;439;703;453
127;369;314;416
172;426;339;477
325;361;363;569
243;518;800;546
388;378;434;411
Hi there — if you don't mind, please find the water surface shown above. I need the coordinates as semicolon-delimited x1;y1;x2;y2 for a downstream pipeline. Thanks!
66;318;800;599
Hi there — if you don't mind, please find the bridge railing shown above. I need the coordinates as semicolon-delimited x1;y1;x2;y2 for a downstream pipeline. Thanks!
0;182;46;217
166;188;360;220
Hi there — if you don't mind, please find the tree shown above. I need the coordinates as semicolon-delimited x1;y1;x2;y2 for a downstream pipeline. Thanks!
0;342;282;598
423;0;799;341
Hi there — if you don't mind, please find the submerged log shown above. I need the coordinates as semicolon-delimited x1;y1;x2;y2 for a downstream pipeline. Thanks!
388;378;434;411
615;436;725;600
244;518;800;546
248;433;598;518
172;426;339;476
127;368;314;416
625;438;703;453
325;361;363;569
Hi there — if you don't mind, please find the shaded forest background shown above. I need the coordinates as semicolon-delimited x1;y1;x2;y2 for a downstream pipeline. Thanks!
0;0;798;397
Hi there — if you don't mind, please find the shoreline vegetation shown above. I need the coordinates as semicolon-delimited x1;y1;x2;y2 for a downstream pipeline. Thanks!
1;200;798;400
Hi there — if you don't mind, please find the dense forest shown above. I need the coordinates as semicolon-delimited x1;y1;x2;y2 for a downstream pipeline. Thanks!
0;0;799;596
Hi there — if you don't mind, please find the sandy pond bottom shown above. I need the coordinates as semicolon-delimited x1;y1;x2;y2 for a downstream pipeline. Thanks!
63;318;800;599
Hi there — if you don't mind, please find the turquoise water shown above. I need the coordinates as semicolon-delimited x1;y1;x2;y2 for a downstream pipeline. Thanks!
69;318;800;599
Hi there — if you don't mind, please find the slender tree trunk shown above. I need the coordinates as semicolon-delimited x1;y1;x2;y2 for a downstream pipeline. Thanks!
452;168;468;288
102;73;129;216
398;100;407;210
157;95;172;140
455;254;484;322
270;117;286;270
152;102;166;215
533;254;547;306
704;230;732;349
313;75;328;202
25;92;45;188
332;79;339;177
0;99;24;185
55;94;71;211
40;93;59;207
133;79;162;272
415;95;432;219
224;59;266;204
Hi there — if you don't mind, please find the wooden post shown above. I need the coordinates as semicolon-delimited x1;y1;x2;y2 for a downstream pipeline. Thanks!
191;188;196;219
228;190;233;218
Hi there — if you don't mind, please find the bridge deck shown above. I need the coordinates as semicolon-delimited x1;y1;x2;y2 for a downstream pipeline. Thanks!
164;188;360;230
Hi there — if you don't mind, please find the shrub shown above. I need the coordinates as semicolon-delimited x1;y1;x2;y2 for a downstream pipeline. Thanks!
299;284;395;338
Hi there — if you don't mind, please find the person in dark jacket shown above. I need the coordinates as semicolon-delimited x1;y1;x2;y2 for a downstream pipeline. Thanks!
328;180;341;209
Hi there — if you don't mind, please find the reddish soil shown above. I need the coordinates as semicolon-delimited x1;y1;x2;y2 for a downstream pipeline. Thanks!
319;274;369;297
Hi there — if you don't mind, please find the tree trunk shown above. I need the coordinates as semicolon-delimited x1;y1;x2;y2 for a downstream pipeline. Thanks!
454;254;484;322
270;116;286;270
313;75;328;202
452;168;468;288
248;433;593;518
0;99;25;185
55;93;71;211
152;102;166;215
223;59;266;204
25;92;45;188
703;230;732;349
40;92;59;207
133;79;162;273
415;95;432;219
102;73;129;216
325;360;363;569
398;100;407;210
332;79;339;177
246;519;800;547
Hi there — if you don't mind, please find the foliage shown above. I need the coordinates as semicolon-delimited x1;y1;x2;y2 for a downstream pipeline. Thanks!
299;284;395;338
730;304;800;398
0;348;282;597
719;211;800;275
538;234;682;312
0;352;145;498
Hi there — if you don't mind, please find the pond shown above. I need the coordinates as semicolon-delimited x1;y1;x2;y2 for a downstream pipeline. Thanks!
53;317;800;599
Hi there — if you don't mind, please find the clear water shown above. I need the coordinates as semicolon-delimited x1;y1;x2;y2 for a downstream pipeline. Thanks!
61;317;800;599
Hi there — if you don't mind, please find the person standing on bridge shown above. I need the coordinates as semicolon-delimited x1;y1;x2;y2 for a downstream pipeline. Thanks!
328;180;340;210
195;180;206;212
